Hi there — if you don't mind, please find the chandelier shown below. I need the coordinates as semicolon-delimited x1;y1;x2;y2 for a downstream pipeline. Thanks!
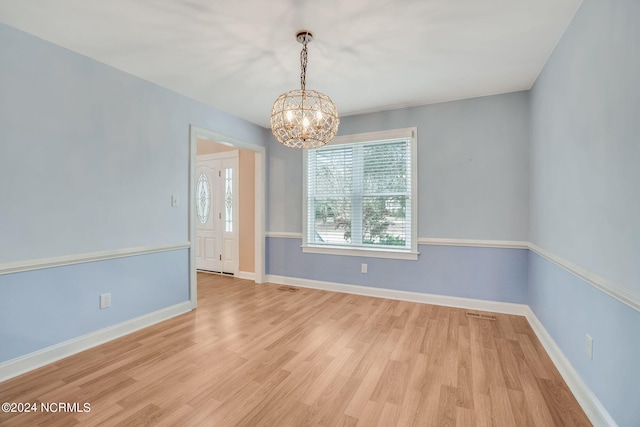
270;31;339;148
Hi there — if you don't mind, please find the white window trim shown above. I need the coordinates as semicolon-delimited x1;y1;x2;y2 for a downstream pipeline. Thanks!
302;127;418;260
301;245;419;260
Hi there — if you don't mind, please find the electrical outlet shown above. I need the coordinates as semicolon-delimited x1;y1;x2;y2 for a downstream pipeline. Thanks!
100;293;111;309
361;263;368;273
585;334;593;360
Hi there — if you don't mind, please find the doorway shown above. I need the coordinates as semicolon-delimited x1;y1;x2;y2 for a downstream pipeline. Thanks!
189;126;266;309
195;151;238;274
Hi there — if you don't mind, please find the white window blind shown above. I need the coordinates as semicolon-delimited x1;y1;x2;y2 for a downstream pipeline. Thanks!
305;129;416;255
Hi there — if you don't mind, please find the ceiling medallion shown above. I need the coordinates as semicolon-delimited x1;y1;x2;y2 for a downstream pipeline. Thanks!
270;31;339;148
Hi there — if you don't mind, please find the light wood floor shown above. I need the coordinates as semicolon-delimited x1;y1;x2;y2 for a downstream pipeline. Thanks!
0;273;591;426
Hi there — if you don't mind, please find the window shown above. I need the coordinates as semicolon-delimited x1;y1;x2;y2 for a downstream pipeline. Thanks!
303;128;418;260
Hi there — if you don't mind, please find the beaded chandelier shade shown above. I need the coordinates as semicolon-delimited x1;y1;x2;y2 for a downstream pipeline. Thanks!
270;31;339;149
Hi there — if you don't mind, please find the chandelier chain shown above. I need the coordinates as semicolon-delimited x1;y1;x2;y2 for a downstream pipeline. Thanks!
300;35;308;91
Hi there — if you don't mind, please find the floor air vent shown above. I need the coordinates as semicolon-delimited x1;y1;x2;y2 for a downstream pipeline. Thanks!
277;286;300;292
466;312;497;321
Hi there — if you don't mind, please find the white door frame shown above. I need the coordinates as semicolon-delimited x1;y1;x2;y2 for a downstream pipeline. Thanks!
189;125;266;309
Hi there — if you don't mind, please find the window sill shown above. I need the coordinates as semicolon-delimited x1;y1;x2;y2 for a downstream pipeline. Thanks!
301;245;419;260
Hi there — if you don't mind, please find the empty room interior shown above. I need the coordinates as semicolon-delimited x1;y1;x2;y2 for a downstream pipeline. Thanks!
0;0;638;426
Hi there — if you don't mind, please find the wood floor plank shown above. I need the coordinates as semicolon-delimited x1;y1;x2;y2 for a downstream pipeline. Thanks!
456;324;474;410
456;406;477;427
436;384;458;426
495;337;524;392
371;359;410;405
536;378;592;427
412;377;441;426
489;385;518;427
469;317;490;396
518;333;555;380
518;360;557;426
354;400;383;427
377;402;401;427
0;273;591;426
507;388;534;427
395;389;421;427
299;349;353;406
473;392;493;427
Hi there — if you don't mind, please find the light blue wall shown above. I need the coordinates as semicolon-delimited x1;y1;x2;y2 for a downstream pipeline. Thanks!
0;23;265;263
267;91;530;304
0;250;189;363
268;92;531;241
529;0;640;425
529;0;640;293
0;24;265;363
340;93;531;241
528;253;640;427
268;238;528;303
267;133;304;233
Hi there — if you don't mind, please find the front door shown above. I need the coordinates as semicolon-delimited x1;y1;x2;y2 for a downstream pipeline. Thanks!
195;152;238;274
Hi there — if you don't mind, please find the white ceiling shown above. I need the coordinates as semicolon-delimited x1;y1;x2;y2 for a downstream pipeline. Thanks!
0;0;582;128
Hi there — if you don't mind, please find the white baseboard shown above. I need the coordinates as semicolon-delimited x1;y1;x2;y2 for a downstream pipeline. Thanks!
0;301;193;383
524;308;618;427
237;271;256;281
265;274;528;316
